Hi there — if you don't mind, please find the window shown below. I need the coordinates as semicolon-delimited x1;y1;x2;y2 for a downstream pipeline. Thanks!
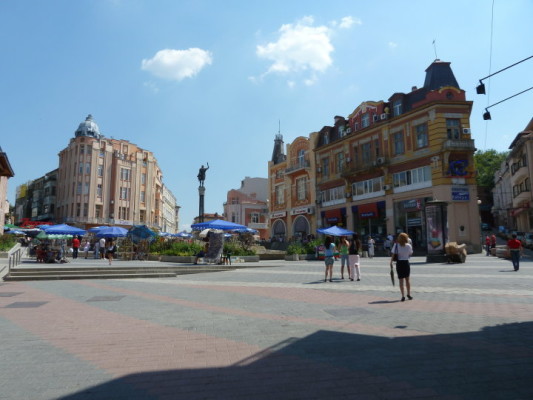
323;132;329;145
393;100;402;116
119;207;129;220
83;203;88;217
251;213;259;223
140;191;145;203
393;166;431;188
275;185;284;205
84;182;89;194
414;123;428;148
95;205;102;218
141;173;146;185
362;142;371;165
361;113;370;128
99;149;105;157
336;152;345;173
322;157;329;177
76;203;81;217
320;186;344;204
393;131;404;155
97;164;103;177
446;119;460;139
85;162;91;174
120;187;130;200
374;139;380;157
231;213;236;223
352;176;384;196
121;168;131;181
87;146;92;155
338;125;346;137
298;149;306;166
76;182;82;194
80;144;84;154
97;184;102;197
353;146;359;166
296;177;307;201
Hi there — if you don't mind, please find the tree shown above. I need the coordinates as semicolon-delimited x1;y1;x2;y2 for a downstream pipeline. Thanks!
474;149;509;188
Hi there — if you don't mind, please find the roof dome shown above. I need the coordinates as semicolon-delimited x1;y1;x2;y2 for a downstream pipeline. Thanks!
75;114;101;138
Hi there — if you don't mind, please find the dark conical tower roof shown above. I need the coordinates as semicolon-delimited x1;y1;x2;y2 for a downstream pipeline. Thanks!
423;60;460;90
271;134;286;165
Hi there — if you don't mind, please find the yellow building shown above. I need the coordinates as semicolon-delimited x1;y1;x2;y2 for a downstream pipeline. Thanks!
314;60;481;254
56;115;169;230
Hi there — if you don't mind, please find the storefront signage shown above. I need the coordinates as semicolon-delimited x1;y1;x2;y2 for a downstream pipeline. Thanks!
403;199;421;210
291;207;309;215
407;218;422;226
271;211;287;219
451;186;469;201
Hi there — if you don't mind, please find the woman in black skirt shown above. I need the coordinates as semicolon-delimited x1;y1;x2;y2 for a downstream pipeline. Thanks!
390;232;414;301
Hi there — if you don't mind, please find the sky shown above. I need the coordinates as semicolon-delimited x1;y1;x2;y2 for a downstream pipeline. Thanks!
1;0;532;231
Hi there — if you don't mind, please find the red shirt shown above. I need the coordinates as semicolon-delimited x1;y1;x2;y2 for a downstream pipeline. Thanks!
72;238;80;249
507;239;522;250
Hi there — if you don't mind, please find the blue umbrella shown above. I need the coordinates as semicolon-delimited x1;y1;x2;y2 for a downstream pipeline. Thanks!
191;219;248;231
6;230;25;235
95;226;128;238
127;225;157;243
88;226;106;233
233;227;258;234
317;226;354;236
44;224;86;236
175;231;192;238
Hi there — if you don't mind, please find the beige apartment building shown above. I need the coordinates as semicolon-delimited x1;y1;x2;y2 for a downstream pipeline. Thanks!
55;115;174;231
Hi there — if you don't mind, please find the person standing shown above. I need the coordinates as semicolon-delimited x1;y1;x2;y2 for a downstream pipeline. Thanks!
94;239;100;259
339;236;350;279
384;236;392;256
390;232;414;302
323;236;336;282
506;234;523;271
490;234;497;256
72;236;80;259
367;236;375;258
82;240;90;259
485;235;491;256
348;233;361;281
106;240;117;265
99;237;106;259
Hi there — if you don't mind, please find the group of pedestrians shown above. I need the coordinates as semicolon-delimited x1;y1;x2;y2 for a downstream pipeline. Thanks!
322;232;413;302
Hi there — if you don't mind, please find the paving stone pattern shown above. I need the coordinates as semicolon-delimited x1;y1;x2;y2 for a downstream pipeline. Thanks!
0;252;532;399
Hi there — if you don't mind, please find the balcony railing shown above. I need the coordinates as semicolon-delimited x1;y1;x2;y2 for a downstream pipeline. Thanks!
442;139;476;152
285;160;310;174
341;158;387;177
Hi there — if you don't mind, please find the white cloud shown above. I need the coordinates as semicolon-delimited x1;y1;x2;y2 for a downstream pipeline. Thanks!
339;16;361;29
141;48;213;81
256;16;334;77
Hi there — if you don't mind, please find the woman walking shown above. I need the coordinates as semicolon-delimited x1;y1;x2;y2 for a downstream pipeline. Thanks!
348;233;361;281
390;232;413;301
367;236;375;258
323;236;336;282
106;240;117;266
339;236;350;279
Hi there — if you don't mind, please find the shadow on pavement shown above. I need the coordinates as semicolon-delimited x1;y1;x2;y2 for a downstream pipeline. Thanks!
59;321;533;400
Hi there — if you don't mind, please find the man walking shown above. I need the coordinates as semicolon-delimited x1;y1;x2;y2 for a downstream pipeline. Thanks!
506;234;523;271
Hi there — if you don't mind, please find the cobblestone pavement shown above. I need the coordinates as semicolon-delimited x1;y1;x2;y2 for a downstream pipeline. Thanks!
1;252;532;400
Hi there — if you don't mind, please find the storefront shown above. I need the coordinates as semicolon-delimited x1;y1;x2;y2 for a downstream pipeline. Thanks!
320;207;346;228
393;197;432;249
270;211;287;241
351;201;386;238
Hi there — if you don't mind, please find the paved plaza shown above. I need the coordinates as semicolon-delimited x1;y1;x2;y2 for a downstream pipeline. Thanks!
1;252;532;400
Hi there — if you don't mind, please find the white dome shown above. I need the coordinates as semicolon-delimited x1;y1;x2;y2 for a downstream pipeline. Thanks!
75;114;101;138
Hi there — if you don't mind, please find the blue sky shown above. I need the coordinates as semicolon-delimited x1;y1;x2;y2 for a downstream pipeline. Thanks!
1;0;532;230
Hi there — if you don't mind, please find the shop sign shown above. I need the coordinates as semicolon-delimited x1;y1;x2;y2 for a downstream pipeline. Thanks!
360;211;376;218
271;211;287;219
407;218;422;226
403;199;421;210
291;207;309;215
451;186;469;201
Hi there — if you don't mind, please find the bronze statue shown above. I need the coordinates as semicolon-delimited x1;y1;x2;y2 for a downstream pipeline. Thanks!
197;163;209;186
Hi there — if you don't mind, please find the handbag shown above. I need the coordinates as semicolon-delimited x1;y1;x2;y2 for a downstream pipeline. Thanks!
392;244;398;262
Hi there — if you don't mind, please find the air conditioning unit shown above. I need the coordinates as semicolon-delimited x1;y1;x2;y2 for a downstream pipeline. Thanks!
346;127;352;134
345;192;352;198
462;128;471;134
376;157;385;165
317;167;322;173
307;207;315;214
431;156;440;162
383;185;391;190
346;157;351;163
380;113;387;120
373;115;379;122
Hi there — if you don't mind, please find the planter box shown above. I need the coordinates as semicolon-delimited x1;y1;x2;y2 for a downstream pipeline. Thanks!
160;255;195;263
298;254;316;260
284;254;300;261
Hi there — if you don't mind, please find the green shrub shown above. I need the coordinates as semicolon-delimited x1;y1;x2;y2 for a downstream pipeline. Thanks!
0;235;17;251
224;239;255;256
287;242;306;255
159;241;203;256
304;239;322;254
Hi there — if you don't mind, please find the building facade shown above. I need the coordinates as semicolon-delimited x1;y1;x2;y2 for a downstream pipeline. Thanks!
314;60;481;252
161;184;178;233
0;147;15;231
14;169;58;224
223;177;269;239
502;118;533;231
268;133;317;242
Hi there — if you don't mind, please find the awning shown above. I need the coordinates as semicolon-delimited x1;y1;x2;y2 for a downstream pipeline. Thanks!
359;203;378;218
325;209;342;223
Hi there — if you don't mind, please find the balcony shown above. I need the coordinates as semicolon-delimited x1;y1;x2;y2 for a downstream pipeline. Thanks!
285;160;310;175
442;139;476;152
249;222;267;229
341;158;387;178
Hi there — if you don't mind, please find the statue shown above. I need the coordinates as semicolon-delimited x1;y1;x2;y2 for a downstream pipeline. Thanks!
197;163;209;187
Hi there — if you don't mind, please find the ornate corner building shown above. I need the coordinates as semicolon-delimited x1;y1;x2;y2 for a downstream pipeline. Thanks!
269;60;481;253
